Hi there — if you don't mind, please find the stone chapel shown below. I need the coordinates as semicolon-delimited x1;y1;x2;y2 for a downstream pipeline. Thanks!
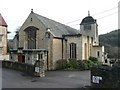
10;10;105;70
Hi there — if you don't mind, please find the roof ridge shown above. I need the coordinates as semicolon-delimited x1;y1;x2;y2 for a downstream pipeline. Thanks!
33;12;79;37
34;13;77;31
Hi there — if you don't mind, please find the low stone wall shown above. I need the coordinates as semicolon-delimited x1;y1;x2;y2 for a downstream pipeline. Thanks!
0;55;9;60
91;65;120;88
2;61;35;76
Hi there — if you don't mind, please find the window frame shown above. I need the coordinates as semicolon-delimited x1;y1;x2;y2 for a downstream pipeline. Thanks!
38;53;43;60
97;51;100;58
69;43;77;59
26;29;36;49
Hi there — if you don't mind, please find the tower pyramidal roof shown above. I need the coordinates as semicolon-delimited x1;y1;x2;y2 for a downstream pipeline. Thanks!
0;14;7;27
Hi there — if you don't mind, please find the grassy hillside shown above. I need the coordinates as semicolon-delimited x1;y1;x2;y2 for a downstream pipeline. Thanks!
99;29;119;58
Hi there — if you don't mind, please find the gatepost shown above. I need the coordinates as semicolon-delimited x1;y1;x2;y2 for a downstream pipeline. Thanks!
34;60;45;77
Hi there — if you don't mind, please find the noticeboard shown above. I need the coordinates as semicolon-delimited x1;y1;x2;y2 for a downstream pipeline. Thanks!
35;67;39;73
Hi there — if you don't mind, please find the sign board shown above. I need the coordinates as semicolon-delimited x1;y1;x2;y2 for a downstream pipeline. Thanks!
35;67;39;73
92;76;102;84
34;60;44;73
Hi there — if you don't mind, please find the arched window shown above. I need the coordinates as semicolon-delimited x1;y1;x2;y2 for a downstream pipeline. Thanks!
70;43;76;59
25;26;37;49
27;29;36;49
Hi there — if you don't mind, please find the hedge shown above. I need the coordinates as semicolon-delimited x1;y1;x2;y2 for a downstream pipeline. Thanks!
91;65;120;88
56;58;101;70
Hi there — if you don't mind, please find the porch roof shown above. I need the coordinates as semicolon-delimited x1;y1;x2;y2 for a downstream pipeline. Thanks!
23;49;48;52
10;49;48;53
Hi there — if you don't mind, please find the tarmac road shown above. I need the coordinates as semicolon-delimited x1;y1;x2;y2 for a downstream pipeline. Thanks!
0;62;2;89
2;68;91;88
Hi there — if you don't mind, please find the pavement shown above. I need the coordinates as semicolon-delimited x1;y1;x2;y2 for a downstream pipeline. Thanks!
2;68;91;88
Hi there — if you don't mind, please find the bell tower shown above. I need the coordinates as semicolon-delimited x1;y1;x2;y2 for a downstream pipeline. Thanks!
80;11;99;45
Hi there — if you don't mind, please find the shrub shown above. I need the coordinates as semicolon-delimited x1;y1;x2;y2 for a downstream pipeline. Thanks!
85;60;94;68
80;60;89;70
89;56;98;63
77;60;94;70
64;63;74;70
56;58;101;70
76;60;84;70
109;59;116;64
96;61;103;66
64;59;79;70
56;59;67;70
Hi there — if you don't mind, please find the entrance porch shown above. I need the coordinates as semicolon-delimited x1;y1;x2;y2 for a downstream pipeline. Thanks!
10;48;48;70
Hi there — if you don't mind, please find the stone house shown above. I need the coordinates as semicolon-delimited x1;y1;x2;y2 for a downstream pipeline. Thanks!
10;10;105;70
0;14;9;60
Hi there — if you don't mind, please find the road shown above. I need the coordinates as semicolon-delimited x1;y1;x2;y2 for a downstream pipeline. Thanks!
2;68;91;88
0;62;2;89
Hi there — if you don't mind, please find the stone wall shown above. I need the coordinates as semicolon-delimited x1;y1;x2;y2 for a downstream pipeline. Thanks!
0;26;7;55
52;38;62;69
81;35;92;60
65;35;82;60
0;54;9;60
2;61;35;76
91;46;104;62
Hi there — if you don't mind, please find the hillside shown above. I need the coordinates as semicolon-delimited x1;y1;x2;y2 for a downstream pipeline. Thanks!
99;29;120;58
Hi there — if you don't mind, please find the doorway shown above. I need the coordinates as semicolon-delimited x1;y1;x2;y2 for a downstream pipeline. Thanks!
18;54;25;63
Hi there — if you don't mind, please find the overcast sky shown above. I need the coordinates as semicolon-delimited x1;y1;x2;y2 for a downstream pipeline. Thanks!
0;0;119;39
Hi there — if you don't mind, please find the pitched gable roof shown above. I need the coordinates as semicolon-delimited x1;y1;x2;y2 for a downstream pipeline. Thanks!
0;14;7;27
34;13;79;38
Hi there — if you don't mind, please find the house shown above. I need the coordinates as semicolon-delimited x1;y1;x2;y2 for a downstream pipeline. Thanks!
10;10;105;70
0;14;9;60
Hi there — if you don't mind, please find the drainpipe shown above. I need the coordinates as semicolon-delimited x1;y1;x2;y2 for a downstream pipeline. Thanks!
62;39;63;60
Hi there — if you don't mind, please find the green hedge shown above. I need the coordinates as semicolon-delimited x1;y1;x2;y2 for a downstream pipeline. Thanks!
64;59;80;70
91;65;120;88
56;57;101;70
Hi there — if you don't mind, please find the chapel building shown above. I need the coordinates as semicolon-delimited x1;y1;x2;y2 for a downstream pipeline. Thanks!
10;10;105;70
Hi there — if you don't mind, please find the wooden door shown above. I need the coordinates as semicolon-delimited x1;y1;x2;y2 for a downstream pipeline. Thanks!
18;54;25;63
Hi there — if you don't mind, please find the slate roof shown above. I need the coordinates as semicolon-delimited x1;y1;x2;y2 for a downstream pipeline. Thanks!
0;14;7;27
34;13;80;38
80;16;96;25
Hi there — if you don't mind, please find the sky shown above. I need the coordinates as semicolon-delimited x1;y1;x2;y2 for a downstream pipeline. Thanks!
0;0;119;39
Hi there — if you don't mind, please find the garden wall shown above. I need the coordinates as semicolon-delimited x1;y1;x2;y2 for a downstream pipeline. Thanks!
2;61;35;76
